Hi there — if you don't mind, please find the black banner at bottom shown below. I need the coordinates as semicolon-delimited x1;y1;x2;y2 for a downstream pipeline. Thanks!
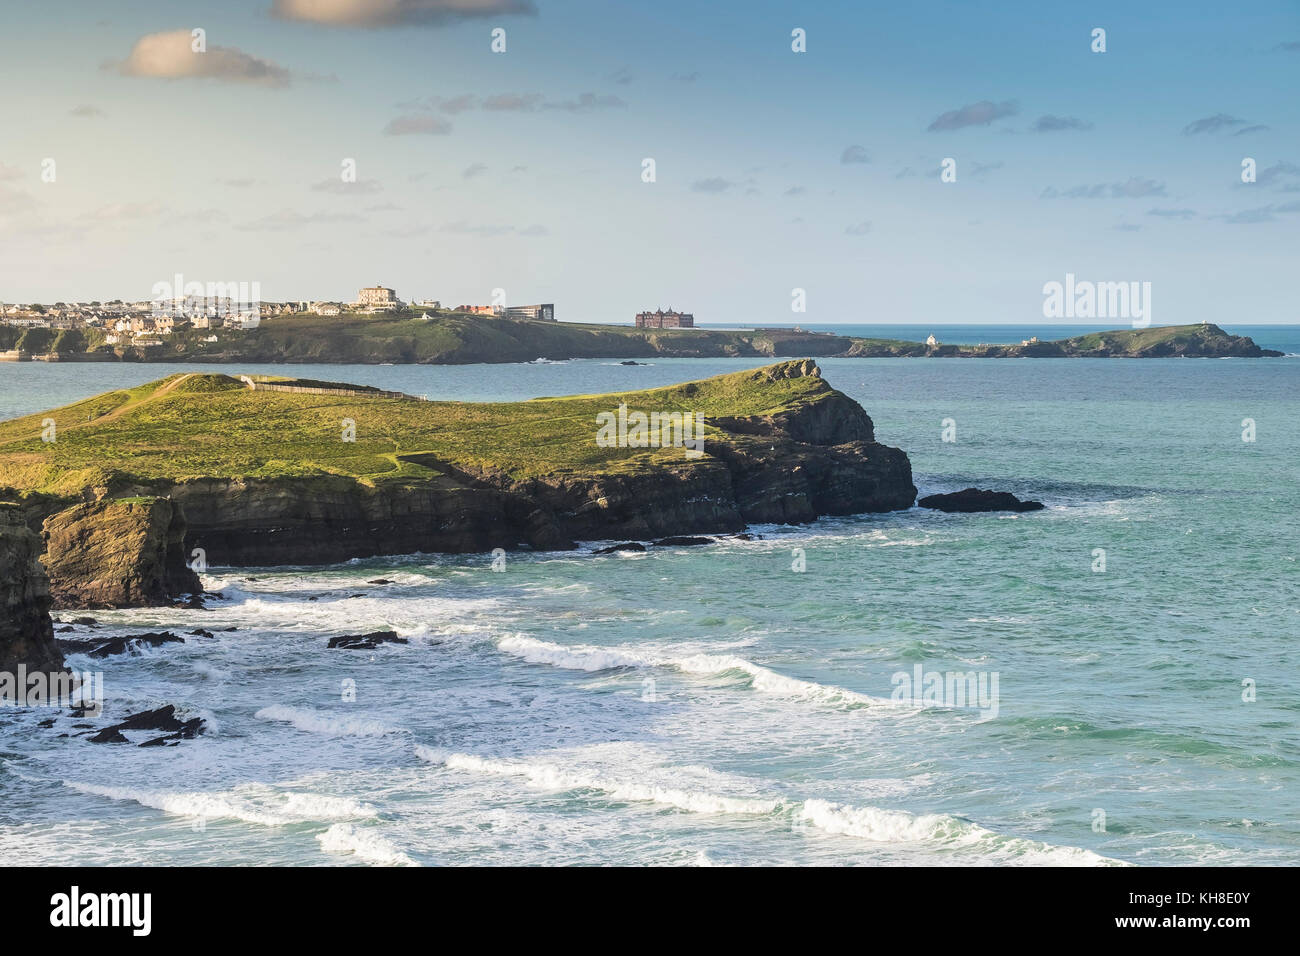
7;864;1282;943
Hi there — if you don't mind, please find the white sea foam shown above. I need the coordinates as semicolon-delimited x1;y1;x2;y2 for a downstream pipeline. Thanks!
495;635;897;709
316;823;419;867
254;705;401;738
424;749;783;816
424;747;1119;865
796;799;1120;865
64;780;377;827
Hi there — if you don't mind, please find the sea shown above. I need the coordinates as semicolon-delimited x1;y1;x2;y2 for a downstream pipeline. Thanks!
0;324;1296;866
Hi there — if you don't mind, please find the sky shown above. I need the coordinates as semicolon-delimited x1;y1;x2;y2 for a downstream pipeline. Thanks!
0;0;1297;325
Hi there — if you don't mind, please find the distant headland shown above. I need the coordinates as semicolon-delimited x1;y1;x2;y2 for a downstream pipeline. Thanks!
0;284;1281;363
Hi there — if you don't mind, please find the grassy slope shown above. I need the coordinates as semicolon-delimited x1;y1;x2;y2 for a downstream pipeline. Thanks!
846;323;1257;355
162;312;851;363
0;363;836;498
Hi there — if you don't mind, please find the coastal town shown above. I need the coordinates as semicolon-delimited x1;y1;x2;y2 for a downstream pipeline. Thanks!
0;284;575;359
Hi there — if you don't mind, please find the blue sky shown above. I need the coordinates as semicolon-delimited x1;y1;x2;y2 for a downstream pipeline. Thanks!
0;0;1296;324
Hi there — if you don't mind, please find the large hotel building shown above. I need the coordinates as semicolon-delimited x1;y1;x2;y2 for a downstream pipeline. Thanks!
357;285;399;308
634;308;694;328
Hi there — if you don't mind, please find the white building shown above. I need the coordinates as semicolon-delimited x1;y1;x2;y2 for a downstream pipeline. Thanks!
925;334;939;347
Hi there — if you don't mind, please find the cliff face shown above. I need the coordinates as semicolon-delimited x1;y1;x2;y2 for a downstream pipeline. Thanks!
166;371;915;566
42;498;201;608
0;505;65;676
2;361;917;573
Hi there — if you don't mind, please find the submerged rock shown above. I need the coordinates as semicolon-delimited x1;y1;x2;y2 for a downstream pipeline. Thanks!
653;536;714;547
918;488;1045;513
85;705;205;746
87;631;185;658
327;630;408;650
593;542;646;554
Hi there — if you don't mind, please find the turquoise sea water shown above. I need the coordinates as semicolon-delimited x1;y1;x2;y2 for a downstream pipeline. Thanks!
0;340;1296;865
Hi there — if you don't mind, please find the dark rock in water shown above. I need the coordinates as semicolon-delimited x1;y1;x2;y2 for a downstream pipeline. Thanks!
87;704;206;746
918;488;1045;513
113;705;199;734
189;628;214;638
652;536;715;547
87;631;184;658
38;718;55;728
88;727;130;744
367;578;393;585
72;617;100;627
328;630;408;650
620;361;644;366
122;706;203;743
593;542;646;554
55;625;74;633
82;702;206;749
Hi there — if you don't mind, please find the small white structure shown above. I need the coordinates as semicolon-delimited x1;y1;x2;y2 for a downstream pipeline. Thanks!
925;334;939;347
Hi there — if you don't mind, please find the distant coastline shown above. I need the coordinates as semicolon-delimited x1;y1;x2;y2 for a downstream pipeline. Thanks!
0;316;1282;365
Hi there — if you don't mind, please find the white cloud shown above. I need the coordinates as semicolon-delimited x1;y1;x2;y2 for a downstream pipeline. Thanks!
114;30;290;87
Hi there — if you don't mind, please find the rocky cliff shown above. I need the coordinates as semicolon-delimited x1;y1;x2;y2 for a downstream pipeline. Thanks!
0;361;916;572
41;497;202;608
0;504;65;676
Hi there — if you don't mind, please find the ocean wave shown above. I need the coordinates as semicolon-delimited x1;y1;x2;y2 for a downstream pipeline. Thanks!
494;635;899;709
316;823;419;867
254;705;402;738
423;748;1119;865
796;799;1120;865
419;748;782;815
64;780;377;827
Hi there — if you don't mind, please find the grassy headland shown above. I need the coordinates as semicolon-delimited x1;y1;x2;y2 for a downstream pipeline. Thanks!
8;312;1276;364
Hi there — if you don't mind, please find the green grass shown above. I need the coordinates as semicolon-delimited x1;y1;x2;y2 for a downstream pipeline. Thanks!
0;362;837;499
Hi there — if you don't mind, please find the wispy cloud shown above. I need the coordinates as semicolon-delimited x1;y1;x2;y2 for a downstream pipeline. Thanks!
440;219;547;237
236;209;365;231
542;93;626;112
1182;113;1246;135
1042;177;1166;199
383;114;452;135
1147;208;1197;219
462;163;487;179
1255;161;1300;188
1031;114;1092;133
69;105;104;118
111;30;289;87
271;0;537;28
840;145;870;164
691;177;733;194
927;99;1017;131
844;221;872;235
311;178;383;194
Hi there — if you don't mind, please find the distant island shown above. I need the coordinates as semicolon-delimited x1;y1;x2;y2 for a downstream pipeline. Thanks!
0;314;1282;364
